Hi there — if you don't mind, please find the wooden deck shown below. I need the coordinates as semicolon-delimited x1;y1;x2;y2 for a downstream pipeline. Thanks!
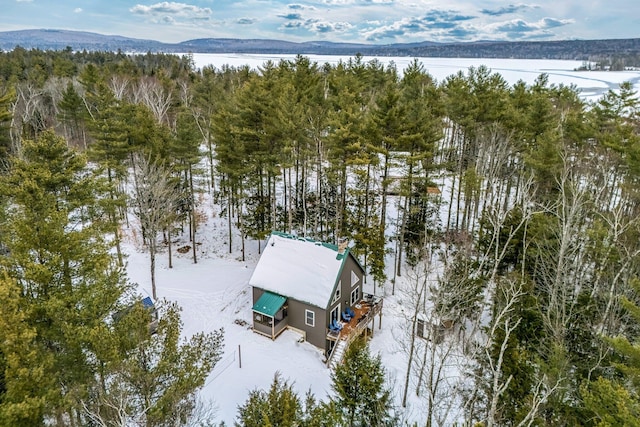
326;294;383;367
340;297;382;337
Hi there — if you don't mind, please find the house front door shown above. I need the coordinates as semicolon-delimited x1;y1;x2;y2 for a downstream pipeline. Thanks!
330;303;340;324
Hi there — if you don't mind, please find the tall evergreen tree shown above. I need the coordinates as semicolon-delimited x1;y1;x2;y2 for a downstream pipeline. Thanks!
325;60;368;242
87;301;224;427
331;338;395;427
395;61;442;271
172;108;203;265
0;130;126;425
57;81;86;149
0;88;14;165
236;373;303;427
236;373;337;427
86;82;131;266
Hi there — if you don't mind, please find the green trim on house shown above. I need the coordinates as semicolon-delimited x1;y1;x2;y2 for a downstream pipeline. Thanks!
270;231;339;250
253;291;286;317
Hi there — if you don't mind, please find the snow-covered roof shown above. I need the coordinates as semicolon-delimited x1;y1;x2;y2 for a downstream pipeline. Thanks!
249;232;348;308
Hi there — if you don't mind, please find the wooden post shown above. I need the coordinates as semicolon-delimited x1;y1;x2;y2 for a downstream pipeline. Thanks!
238;344;242;369
371;317;374;338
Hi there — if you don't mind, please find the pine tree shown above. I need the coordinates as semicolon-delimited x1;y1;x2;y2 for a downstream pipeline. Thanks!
0;130;126;425
86;82;131;266
331;338;395;427
236;373;303;427
0;273;53;426
0;88;14;164
58;81;86;149
86;301;224;427
236;373;337;427
324;60;368;242
190;65;225;191
370;71;402;242
577;279;640;426
581;377;640;427
395;61;442;272
173;108;204;265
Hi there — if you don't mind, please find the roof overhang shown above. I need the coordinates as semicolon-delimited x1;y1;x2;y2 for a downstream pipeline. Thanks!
253;291;286;317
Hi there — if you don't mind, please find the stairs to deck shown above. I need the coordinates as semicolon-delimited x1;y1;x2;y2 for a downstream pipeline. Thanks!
327;339;347;370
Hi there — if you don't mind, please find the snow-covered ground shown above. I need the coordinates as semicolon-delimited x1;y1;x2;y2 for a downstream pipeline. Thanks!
188;53;640;101
123;188;442;424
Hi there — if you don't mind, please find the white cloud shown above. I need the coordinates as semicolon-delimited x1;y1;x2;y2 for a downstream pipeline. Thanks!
321;0;358;4
130;2;212;18
237;17;257;25
480;3;538;17
492;17;574;34
73;8;82;13
307;19;353;34
16;0;33;2
287;3;316;10
279;15;354;35
360;10;477;41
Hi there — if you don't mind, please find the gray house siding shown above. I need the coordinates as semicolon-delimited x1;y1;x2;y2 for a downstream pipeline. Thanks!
326;254;364;318
324;253;365;353
252;287;327;350
288;299;326;349
252;286;263;307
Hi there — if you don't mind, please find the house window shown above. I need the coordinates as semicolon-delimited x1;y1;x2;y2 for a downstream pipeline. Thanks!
351;270;360;287
333;282;341;304
305;309;315;327
350;287;360;305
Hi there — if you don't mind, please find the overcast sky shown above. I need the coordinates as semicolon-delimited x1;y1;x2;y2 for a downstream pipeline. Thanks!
2;0;636;44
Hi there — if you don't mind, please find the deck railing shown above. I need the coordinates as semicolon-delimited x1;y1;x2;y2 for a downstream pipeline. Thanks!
343;294;383;346
253;317;288;339
325;294;383;367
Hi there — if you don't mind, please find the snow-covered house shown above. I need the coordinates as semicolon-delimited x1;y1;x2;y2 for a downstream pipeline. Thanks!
249;231;383;362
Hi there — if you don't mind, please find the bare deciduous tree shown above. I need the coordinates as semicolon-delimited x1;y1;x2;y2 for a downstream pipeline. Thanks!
484;278;524;427
108;75;131;101
133;77;173;125
131;154;181;299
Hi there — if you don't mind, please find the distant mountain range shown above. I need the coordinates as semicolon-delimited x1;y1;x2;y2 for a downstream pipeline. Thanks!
1;29;639;60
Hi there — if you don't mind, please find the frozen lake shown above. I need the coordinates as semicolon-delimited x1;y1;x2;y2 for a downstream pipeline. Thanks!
189;53;640;101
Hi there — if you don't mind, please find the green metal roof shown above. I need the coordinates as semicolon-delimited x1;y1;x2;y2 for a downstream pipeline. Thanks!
253;291;286;317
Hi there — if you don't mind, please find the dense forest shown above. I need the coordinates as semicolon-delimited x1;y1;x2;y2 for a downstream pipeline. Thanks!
0;47;640;426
